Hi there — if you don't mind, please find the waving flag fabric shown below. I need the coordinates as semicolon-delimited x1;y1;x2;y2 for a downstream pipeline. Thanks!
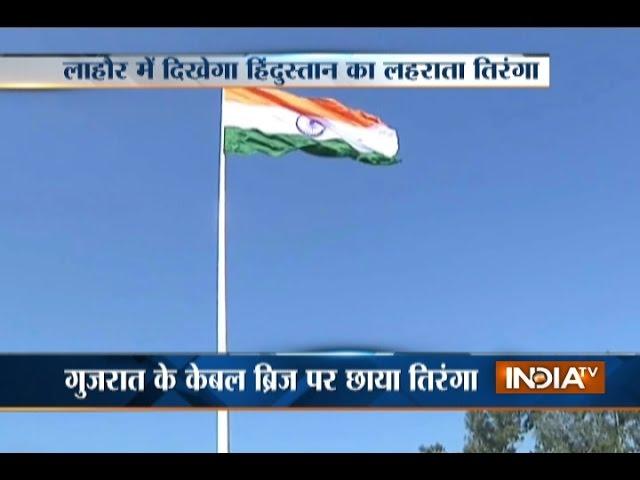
223;88;400;166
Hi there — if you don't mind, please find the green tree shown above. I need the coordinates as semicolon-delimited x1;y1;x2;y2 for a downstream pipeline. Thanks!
530;412;640;453
463;411;528;453
421;411;640;453
622;413;640;451
419;442;446;453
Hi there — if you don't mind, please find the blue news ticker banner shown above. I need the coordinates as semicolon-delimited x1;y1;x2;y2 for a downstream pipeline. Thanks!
0;354;638;409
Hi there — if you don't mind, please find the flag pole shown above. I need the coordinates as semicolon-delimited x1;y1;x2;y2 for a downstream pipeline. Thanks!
216;88;230;454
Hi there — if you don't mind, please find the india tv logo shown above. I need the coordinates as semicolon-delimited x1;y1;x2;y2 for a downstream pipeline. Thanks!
495;361;605;394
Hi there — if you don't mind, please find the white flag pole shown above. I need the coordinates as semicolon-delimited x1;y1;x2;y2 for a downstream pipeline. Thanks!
216;88;230;454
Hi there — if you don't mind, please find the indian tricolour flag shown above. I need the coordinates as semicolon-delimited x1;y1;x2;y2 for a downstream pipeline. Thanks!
214;87;400;452
222;87;400;166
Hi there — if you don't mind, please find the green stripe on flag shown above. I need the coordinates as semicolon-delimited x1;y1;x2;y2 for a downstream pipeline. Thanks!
224;127;399;166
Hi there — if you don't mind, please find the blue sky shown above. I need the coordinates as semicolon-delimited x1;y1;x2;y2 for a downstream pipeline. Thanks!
0;28;639;452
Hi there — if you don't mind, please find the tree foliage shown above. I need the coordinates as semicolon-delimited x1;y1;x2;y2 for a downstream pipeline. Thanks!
419;442;446;453
420;411;640;453
463;411;528;453
530;412;640;453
